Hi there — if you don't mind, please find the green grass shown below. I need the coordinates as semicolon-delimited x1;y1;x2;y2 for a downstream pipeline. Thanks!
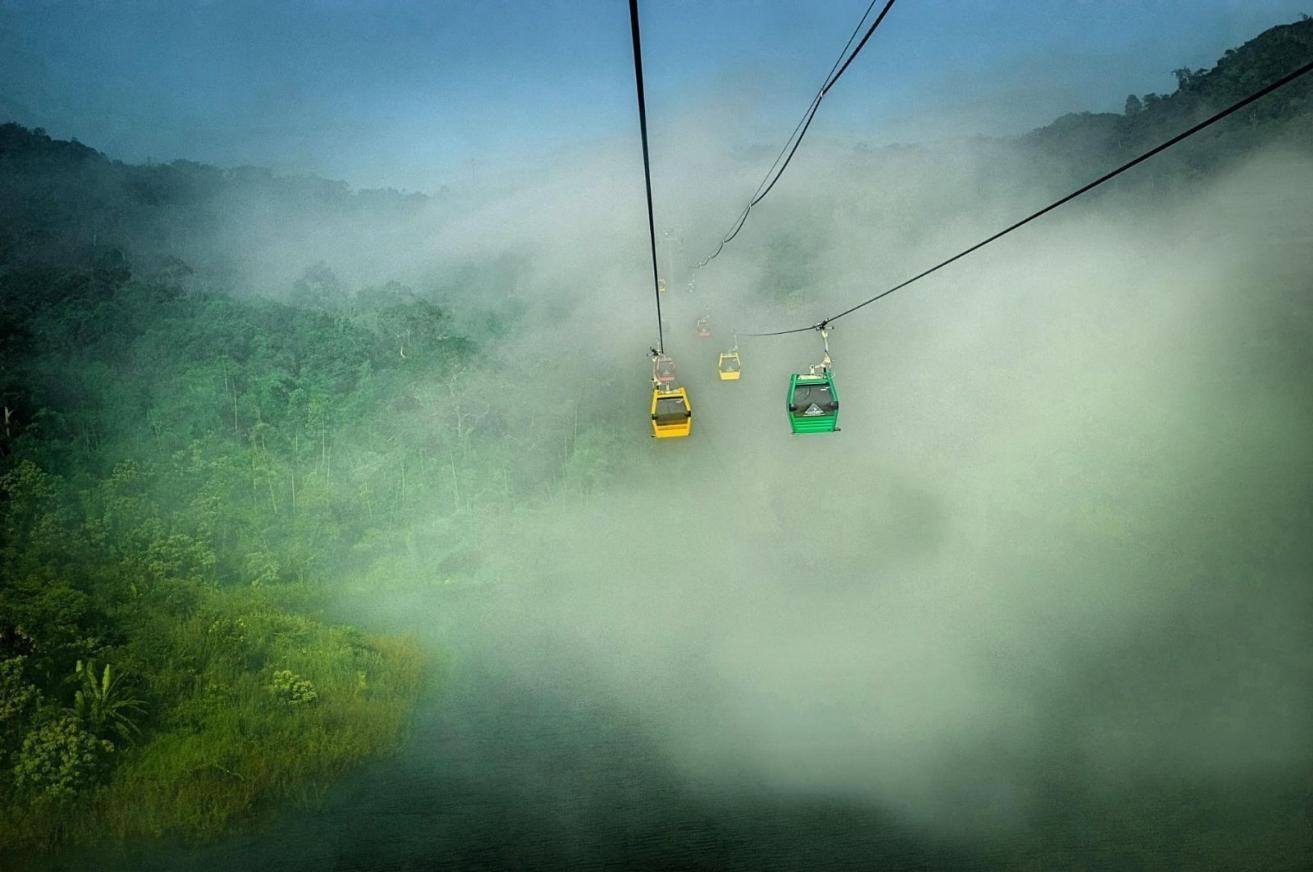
1;587;426;851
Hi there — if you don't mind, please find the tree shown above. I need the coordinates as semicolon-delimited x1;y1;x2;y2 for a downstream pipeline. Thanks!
0;460;68;567
290;261;347;310
0;656;42;760
1172;66;1207;92
1124;94;1144;116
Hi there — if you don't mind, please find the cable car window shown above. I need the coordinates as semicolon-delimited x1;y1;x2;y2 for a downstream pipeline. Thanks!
654;397;690;423
653;355;676;383
791;383;835;413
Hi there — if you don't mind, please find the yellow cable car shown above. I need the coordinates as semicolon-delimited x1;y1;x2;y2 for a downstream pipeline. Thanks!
717;349;741;380
650;386;692;438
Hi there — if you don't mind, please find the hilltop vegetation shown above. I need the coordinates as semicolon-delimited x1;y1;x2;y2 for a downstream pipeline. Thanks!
1019;17;1312;187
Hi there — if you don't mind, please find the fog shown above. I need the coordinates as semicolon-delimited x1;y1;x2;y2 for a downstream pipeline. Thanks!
22;93;1299;872
6;2;1311;865
264;109;1311;861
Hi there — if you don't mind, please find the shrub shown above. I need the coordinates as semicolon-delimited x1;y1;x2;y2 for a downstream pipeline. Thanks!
13;715;114;801
269;670;317;706
68;660;147;744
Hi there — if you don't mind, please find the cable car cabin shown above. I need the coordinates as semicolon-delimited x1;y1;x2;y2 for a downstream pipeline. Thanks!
650;387;692;438
652;353;676;387
717;350;741;380
658;278;668;295
695;317;712;338
787;372;839;433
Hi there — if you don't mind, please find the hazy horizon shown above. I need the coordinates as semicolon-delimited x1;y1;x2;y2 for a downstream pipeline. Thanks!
4;1;1310;195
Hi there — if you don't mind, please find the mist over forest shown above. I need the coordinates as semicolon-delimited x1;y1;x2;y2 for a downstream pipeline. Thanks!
2;12;1311;872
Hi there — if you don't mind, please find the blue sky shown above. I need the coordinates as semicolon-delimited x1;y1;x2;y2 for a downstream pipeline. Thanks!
1;1;1308;192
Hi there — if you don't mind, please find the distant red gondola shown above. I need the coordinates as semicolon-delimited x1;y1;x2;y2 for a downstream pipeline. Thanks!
652;353;676;386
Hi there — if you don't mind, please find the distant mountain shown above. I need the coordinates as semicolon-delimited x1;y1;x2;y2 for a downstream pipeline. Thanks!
2;17;1310;285
1018;17;1312;185
0;122;433;286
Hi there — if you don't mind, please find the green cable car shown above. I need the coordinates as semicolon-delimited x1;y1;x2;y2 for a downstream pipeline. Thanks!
787;328;838;434
787;371;839;433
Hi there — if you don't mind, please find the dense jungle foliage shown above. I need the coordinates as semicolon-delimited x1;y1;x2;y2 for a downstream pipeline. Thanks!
0;268;459;847
0;156;632;853
0;257;635;851
1;15;1310;855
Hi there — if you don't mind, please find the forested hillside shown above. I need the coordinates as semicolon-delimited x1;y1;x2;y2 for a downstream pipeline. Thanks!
0;122;435;290
1;14;1310;858
0;271;446;845
0;159;629;853
1018;17;1312;187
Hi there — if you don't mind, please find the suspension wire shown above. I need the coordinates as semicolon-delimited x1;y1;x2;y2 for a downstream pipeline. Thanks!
697;0;896;269
745;55;1313;337
737;321;825;338
747;0;898;210
696;92;820;267
821;0;896;97
628;0;664;354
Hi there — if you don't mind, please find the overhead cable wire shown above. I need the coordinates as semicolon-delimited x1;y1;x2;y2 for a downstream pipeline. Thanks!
698;0;888;265
628;0;664;353
746;0;898;210
821;0;897;98
697;0;896;268
743;55;1313;337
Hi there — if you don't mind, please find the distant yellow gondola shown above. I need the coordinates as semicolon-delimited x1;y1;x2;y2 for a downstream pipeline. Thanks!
650;386;692;438
717;349;741;380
